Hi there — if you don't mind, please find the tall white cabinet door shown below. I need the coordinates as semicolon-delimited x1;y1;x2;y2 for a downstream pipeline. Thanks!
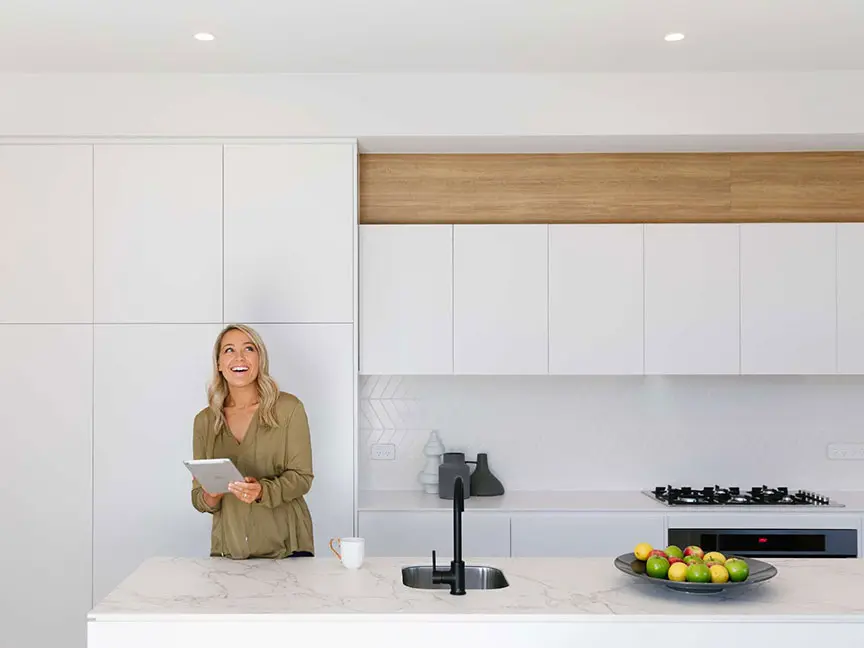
454;225;548;374
549;224;643;375
0;145;93;323
0;326;92;648
94;145;223;323
93;324;220;603
740;223;837;374
645;224;740;374
838;224;864;374
223;143;356;324
255;324;354;555
741;223;836;374
360;225;453;374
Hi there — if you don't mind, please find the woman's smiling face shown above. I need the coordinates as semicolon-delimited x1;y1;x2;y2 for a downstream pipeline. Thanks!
217;328;261;389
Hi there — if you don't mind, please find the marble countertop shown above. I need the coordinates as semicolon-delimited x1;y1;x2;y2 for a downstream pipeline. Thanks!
89;555;864;622
358;489;864;513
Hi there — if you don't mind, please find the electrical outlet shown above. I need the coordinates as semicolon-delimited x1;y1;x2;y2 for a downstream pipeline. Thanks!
827;443;864;460
370;443;396;460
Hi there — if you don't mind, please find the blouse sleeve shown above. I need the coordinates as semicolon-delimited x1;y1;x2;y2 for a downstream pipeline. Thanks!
256;400;314;508
190;412;221;514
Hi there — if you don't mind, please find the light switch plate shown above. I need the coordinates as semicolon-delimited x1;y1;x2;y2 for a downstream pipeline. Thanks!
827;443;864;460
370;443;396;460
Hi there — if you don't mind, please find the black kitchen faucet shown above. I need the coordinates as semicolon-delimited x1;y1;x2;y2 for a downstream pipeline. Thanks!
431;475;466;595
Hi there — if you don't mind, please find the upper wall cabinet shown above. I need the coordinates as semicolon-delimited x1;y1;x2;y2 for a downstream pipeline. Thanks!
549;224;643;375
223;142;356;324
454;224;548;374
0;145;93;323
838;224;864;374
94;145;223;323
740;223;836;374
360;225;453;374
645;224;740;374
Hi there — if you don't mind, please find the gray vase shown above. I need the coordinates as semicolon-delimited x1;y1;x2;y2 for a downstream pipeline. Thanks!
438;452;471;500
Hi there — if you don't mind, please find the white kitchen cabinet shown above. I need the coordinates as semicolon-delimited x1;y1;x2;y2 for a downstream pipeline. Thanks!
359;511;511;558
0;326;92;648
254;324;355;556
645;224;740;374
549;224;643;375
0;145;93;323
94;145;222;323
510;513;665;557
93;324;221;603
360;225;453;374
838;224;864;374
223;142;356;324
454;224;548;374
740;223;836;374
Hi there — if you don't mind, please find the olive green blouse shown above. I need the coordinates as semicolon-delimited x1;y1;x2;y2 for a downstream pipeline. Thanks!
190;391;315;559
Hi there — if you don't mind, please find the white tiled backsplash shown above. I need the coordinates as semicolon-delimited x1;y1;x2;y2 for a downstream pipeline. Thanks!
359;375;864;492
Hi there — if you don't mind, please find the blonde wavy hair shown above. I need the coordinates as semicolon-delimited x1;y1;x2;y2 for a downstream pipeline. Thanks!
207;323;280;432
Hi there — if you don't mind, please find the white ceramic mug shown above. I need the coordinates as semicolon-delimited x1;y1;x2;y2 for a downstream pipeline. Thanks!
329;536;365;569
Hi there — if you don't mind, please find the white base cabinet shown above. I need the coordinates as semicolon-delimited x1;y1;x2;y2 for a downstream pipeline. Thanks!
358;512;511;558
358;511;667;559
510;513;665;558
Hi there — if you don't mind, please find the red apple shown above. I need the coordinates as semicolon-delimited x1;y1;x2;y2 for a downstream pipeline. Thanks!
649;549;668;559
668;555;683;565
683;546;704;559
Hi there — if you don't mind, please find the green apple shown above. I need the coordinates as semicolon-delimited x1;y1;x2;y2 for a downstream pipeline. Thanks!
686;563;711;583
725;557;750;582
646;556;671;579
665;545;684;560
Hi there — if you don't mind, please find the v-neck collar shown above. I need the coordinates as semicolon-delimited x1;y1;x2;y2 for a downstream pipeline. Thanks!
226;407;259;447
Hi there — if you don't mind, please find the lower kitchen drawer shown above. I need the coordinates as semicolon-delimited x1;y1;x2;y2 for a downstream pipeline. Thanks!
358;511;511;558
510;512;666;557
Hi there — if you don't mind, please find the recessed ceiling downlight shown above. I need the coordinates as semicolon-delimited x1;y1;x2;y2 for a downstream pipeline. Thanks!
664;32;685;42
194;32;215;41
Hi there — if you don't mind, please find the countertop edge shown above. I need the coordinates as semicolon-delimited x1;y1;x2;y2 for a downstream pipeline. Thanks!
86;612;864;623
357;490;864;513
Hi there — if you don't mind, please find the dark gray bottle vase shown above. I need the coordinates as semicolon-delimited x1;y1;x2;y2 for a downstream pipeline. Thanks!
470;453;505;497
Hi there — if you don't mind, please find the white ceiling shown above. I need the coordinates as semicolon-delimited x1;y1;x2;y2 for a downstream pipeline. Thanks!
1;0;863;74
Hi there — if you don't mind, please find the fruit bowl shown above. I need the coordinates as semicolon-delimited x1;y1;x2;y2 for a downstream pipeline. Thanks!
615;546;777;594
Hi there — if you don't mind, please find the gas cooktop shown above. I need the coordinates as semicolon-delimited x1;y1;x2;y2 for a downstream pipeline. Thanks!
645;485;844;507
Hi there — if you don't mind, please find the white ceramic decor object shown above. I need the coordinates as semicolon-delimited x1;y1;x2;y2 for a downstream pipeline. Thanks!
418;430;444;494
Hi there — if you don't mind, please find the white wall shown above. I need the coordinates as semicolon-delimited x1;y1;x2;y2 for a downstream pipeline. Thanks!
359;374;864;492
1;73;864;149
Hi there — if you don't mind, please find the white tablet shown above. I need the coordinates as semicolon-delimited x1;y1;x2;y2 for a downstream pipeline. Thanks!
184;458;244;494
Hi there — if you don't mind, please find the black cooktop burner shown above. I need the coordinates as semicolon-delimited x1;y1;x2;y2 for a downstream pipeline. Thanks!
647;485;842;507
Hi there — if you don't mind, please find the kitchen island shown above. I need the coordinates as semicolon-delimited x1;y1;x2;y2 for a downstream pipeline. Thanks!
88;555;864;648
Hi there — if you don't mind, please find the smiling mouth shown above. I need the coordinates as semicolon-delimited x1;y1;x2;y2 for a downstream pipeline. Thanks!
230;366;249;374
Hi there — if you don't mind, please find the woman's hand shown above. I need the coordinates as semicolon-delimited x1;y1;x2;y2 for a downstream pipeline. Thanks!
201;488;224;509
229;476;263;504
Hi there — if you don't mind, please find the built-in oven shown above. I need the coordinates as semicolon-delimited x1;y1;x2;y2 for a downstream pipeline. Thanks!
668;527;858;558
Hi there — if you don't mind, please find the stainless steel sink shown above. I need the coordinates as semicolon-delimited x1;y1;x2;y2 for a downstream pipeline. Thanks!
401;565;509;590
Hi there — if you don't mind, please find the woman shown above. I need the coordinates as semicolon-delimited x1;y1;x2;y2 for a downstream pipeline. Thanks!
190;323;315;559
